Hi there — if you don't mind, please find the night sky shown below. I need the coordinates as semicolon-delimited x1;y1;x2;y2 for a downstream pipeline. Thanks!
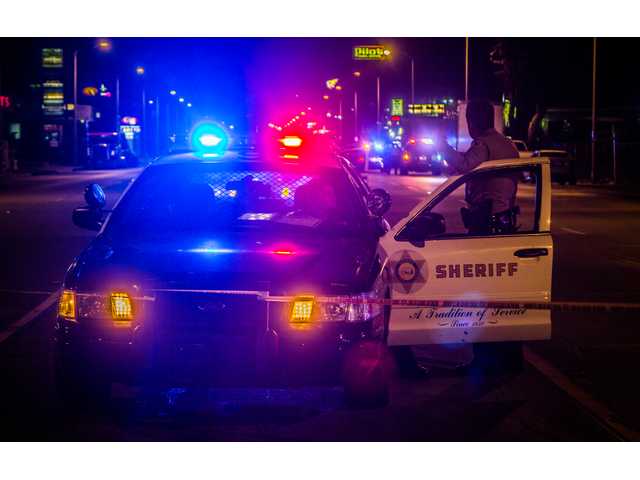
1;37;638;136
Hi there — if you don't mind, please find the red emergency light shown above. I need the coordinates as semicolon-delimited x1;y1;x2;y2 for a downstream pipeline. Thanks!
280;136;303;148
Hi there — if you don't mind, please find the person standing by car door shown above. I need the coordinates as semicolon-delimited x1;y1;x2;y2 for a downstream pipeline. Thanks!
439;99;520;234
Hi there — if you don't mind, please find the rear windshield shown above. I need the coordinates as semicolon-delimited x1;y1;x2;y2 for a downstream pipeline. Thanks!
106;162;362;238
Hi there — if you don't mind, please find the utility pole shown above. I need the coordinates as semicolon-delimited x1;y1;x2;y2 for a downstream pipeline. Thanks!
465;37;469;103
73;50;78;166
411;57;415;104
115;76;120;131
155;97;160;156
376;76;381;130
353;90;358;142
591;37;597;183
141;87;146;158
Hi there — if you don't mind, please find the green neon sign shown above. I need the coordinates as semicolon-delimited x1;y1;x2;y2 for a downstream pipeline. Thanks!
391;98;404;116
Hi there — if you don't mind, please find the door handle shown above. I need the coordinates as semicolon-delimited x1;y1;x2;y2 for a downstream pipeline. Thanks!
514;248;548;258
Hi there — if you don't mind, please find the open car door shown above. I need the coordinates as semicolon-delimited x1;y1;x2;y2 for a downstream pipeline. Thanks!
381;157;553;347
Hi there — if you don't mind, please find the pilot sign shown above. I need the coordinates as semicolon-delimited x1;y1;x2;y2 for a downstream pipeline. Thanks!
353;45;392;60
389;250;427;294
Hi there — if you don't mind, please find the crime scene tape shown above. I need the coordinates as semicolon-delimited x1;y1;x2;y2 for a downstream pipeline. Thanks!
149;288;640;313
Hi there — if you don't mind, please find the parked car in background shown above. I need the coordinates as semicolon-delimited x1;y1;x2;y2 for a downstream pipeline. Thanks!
341;145;384;172
533;149;576;185
87;132;138;169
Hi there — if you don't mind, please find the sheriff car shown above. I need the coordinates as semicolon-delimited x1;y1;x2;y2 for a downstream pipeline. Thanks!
55;128;396;408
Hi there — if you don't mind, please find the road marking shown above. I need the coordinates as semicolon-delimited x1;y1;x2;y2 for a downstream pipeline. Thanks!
0;289;60;345
561;227;587;235
524;346;639;441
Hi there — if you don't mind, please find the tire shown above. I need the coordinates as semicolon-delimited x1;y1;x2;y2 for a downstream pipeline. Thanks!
471;341;524;375
342;341;392;409
54;347;111;412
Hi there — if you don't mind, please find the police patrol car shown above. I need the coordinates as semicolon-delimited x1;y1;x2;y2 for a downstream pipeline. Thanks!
55;125;396;408
55;122;552;408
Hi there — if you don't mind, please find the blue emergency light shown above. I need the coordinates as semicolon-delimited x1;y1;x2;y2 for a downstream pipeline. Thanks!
190;122;229;155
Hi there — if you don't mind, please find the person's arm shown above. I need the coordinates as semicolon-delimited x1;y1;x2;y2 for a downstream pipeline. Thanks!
441;141;489;174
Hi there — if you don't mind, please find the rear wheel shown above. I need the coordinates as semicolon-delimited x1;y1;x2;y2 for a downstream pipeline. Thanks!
54;347;111;412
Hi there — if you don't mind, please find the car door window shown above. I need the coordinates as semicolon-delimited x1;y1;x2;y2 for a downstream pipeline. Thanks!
404;165;541;239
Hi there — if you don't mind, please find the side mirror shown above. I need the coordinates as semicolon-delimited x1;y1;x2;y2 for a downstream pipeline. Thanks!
72;207;103;231
84;183;106;209
367;188;391;217
398;212;446;241
73;183;106;231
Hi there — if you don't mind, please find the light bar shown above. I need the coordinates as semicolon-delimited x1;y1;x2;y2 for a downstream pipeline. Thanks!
280;136;303;148
199;133;222;147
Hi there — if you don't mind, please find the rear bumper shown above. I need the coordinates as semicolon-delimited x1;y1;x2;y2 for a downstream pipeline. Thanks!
54;316;378;385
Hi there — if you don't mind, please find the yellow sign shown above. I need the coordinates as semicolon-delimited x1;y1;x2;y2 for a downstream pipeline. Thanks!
408;103;446;116
82;86;98;96
326;78;339;90
353;45;392;60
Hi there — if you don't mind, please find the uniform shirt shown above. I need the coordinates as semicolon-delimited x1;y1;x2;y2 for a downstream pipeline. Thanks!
444;129;520;213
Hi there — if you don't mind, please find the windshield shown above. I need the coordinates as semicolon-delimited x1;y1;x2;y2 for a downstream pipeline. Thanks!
106;162;362;239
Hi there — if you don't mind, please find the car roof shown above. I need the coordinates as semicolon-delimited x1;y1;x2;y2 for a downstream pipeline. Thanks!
473;156;550;171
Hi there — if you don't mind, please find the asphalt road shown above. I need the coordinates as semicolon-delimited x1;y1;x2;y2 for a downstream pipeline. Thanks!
1;166;639;440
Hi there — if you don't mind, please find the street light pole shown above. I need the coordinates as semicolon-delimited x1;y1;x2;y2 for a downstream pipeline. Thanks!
354;90;358;142
116;76;120;130
73;50;78;166
376;75;381;131
591;37;597;184
465;37;469;103
411;57;415;104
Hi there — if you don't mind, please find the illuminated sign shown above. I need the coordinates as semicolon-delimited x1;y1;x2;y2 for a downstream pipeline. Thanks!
42;48;63;68
99;83;112;98
120;125;141;141
408;103;446;116
391;98;404;116
121;116;138;125
326;78;339;90
82;86;98;96
353;45;392;60
42;80;64;116
0;96;11;109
